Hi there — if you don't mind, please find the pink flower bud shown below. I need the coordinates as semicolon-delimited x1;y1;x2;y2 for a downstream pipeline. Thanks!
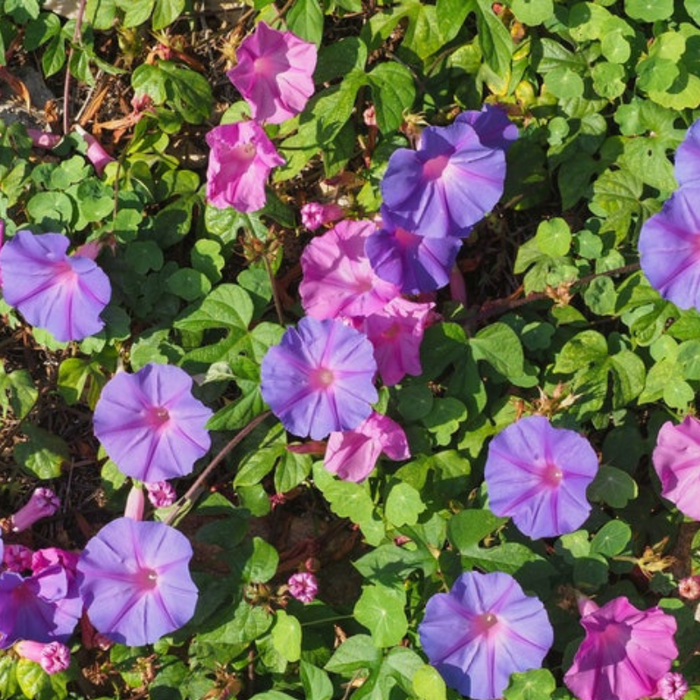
3;544;34;572
145;481;177;508
657;672;689;700
74;240;102;261
11;488;60;532
363;105;377;128
288;572;318;603
74;125;114;176
124;484;145;520
26;129;61;150
449;263;467;305
15;640;70;674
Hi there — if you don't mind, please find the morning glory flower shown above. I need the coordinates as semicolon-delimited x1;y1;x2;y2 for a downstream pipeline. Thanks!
93;363;213;483
260;317;378;440
638;185;700;311
564;596;678;700
380;120;506;238
419;571;553;700
10;487;60;532
227;21;317;125
0;230;111;342
484;415;598;539
77;518;198;646
299;219;400;320
674;118;700;186
14;640;70;674
205;121;284;212
455;104;519;152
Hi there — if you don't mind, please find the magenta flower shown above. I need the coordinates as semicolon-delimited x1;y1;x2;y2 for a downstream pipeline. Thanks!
146;481;177;509
653;415;700;520
419;571;553;700
206;121;284;212
300;201;344;231
75;125;114;176
299;219;400;320
0;230;111;342
15;640;70;674
657;672;689;700
380;120;506;238
484;416;598;539
77;517;198;646
361;297;434;386
564;596;678;700
365;218;462;294
638;186;700;311
674;118;700;186
261;317;378;440
288;572;318;603
227;22;316;124
11;487;60;532
4;544;34;573
325;412;410;482
93;363;212;484
455;104;519;152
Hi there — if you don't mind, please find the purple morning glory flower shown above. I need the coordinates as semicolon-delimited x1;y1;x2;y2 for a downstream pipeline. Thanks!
484;415;598;539
0;230;111;342
674;118;700;186
380;120;506;238
455;104;519;152
638;185;700;311
260;317;378;440
365;216;462;294
93;363;213;483
77;517;198;646
419;571;553;700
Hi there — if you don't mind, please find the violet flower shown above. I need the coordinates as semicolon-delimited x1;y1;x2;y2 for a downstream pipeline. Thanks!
11;487;60;532
674;118;700;187
146;481;177;509
15;640;70;674
288;572;318;603
299;219;400;320
93;363;213;484
77;517;198;646
455;104;519;152
419;571;553;700
260;317;378;440
484;415;598;539
227;21;316;124
324;411;410;482
380;120;506;238
653;416;700;520
206;121;284;212
0;230;111;342
564;596;678;700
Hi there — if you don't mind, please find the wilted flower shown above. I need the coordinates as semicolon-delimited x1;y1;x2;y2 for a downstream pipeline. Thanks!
657;672;689;700
0;230;111;342
261;317;378;440
678;575;700;600
325;412;410;482
564;596;678;700
653;416;700;520
74;125;114;176
299;219;400;320
484;415;598;538
93;363;212;484
3;544;34;573
15;640;70;675
300;201;344;230
381;120;506;238
361;297;434;386
227;21;316;124
11;487;60;532
205;121;284;212
77;517;198;646
288;572;318;603
638;186;700;311
419;571;553;700
146;481;177;509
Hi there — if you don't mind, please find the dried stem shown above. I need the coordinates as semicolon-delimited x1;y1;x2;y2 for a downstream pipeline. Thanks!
62;0;89;135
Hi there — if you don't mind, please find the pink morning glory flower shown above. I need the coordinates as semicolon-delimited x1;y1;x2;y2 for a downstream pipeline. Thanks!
288;572;318;603
15;640;70;674
299;219;400;320
324;411;410;482
638;186;700;311
205;121;284;212
0;230;111;342
361;297;434;386
652;415;700;520
75;125;114;176
77;517;198;646
10;487;60;532
227;21;317;124
380;120;506;238
93;363;213;484
260;317;378;440
564;596;678;700
484;415;598;539
419;571;553;700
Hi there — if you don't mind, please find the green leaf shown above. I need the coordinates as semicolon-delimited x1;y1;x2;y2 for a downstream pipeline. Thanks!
16;659;67;700
24;13;61;50
471;322;525;381
687;0;700;25
5;0;40;21
301;661;333;700
241;537;278;583
15;424;69;479
152;0;185;29
27;191;74;228
554;331;608;374
583;277;616;316
166;268;211;301
118;0;155;26
588;466;638;508
545;66;585;99
504;669;556;700
354;584;408;647
448;509;505;551
474;0;513;86
325;635;382;674
535;218;571;257
315;37;368;83
625;0;673;21
287;0;324;46
436;0;473;42
421;397;467;445
157;61;213;123
590;521;632;557
271;610;302;662
57;357;109;409
609;350;646;407
385;482;426;527
0;367;37;420
413;664;447;700
511;0;553;26
367;62;416;133
175;284;253;333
